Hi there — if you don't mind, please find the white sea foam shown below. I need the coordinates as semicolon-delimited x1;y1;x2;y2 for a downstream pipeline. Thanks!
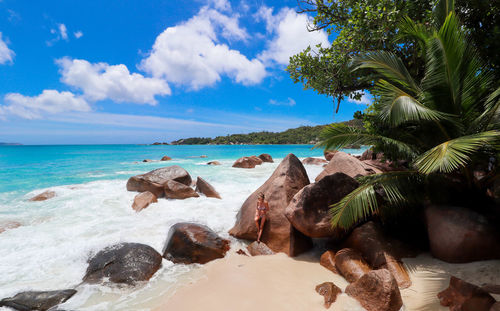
0;159;322;311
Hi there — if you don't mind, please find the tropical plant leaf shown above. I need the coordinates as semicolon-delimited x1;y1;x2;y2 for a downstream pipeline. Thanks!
353;51;421;93
433;0;455;27
330;171;423;230
374;80;451;126
396;16;431;53
414;131;500;174
316;124;418;158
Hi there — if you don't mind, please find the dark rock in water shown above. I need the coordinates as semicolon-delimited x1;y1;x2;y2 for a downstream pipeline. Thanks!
232;156;263;168
438;276;496;311
132;191;157;212
126;166;192;197
316;151;380;182
29;190;56;202
315;282;342;309
83;243;162;285
164;180;199;199
0;221;21;234
343;221;415;288
160;156;171;161
229;153;312;256
0;289;77;311
207;161;221;166
320;250;338;274
258;153;273;163
425;205;500;263
162;223;230;264
142;159;153;162
346;269;402;311
195;177;221;199
302;157;328;165
335;248;371;283
285;173;359;238
246;241;275;256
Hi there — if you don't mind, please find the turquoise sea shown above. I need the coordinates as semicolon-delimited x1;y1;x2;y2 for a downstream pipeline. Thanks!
0;144;367;310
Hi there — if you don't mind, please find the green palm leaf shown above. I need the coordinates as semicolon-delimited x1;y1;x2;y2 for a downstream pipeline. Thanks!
353;51;421;93
414;131;500;174
330;171;423;230
374;80;451;126
316;124;418;158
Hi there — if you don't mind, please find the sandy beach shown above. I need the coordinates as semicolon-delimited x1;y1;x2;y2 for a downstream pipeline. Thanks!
158;251;500;311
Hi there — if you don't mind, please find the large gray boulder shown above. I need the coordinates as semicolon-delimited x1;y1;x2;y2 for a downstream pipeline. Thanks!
162;223;230;264
315;151;380;181
83;243;162;285
229;153;312;256
0;289;76;311
425;205;500;263
126;166;192;197
285;173;359;238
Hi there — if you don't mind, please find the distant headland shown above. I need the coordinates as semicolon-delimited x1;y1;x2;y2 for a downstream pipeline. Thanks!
162;120;363;146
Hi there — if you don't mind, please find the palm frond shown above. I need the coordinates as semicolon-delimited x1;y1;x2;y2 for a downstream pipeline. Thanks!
396;16;431;53
330;171;424;230
374;80;451;126
316;124;418;158
353;51;421;93
433;0;455;27
422;13;465;114
479;87;500;130
414;131;500;174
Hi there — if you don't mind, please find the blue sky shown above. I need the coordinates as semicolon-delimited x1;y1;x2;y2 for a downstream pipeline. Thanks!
0;0;369;144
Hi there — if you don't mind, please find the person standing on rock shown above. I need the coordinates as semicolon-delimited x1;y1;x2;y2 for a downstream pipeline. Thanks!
255;193;269;243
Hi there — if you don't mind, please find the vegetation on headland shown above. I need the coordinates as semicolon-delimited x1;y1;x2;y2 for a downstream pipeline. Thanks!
291;0;500;231
170;119;363;145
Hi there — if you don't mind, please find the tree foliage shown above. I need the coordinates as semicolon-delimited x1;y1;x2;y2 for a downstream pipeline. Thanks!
288;0;500;110
317;6;500;230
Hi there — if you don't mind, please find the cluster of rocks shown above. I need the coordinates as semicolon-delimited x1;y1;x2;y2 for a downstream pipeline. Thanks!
127;165;221;211
142;155;172;162
1;222;231;310
7;148;499;311
227;150;500;310
232;153;273;168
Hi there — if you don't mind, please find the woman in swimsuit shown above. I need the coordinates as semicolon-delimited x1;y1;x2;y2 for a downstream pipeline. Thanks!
255;192;269;243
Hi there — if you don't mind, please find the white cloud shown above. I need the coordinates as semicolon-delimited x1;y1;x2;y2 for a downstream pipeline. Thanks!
269;97;296;106
74;31;83;39
1;90;90;119
257;7;330;65
59;24;68;40
347;93;373;105
57;57;171;105
208;0;231;12
0;32;14;64
140;6;266;90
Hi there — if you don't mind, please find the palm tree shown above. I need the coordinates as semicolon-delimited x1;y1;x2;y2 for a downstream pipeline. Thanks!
318;0;500;231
